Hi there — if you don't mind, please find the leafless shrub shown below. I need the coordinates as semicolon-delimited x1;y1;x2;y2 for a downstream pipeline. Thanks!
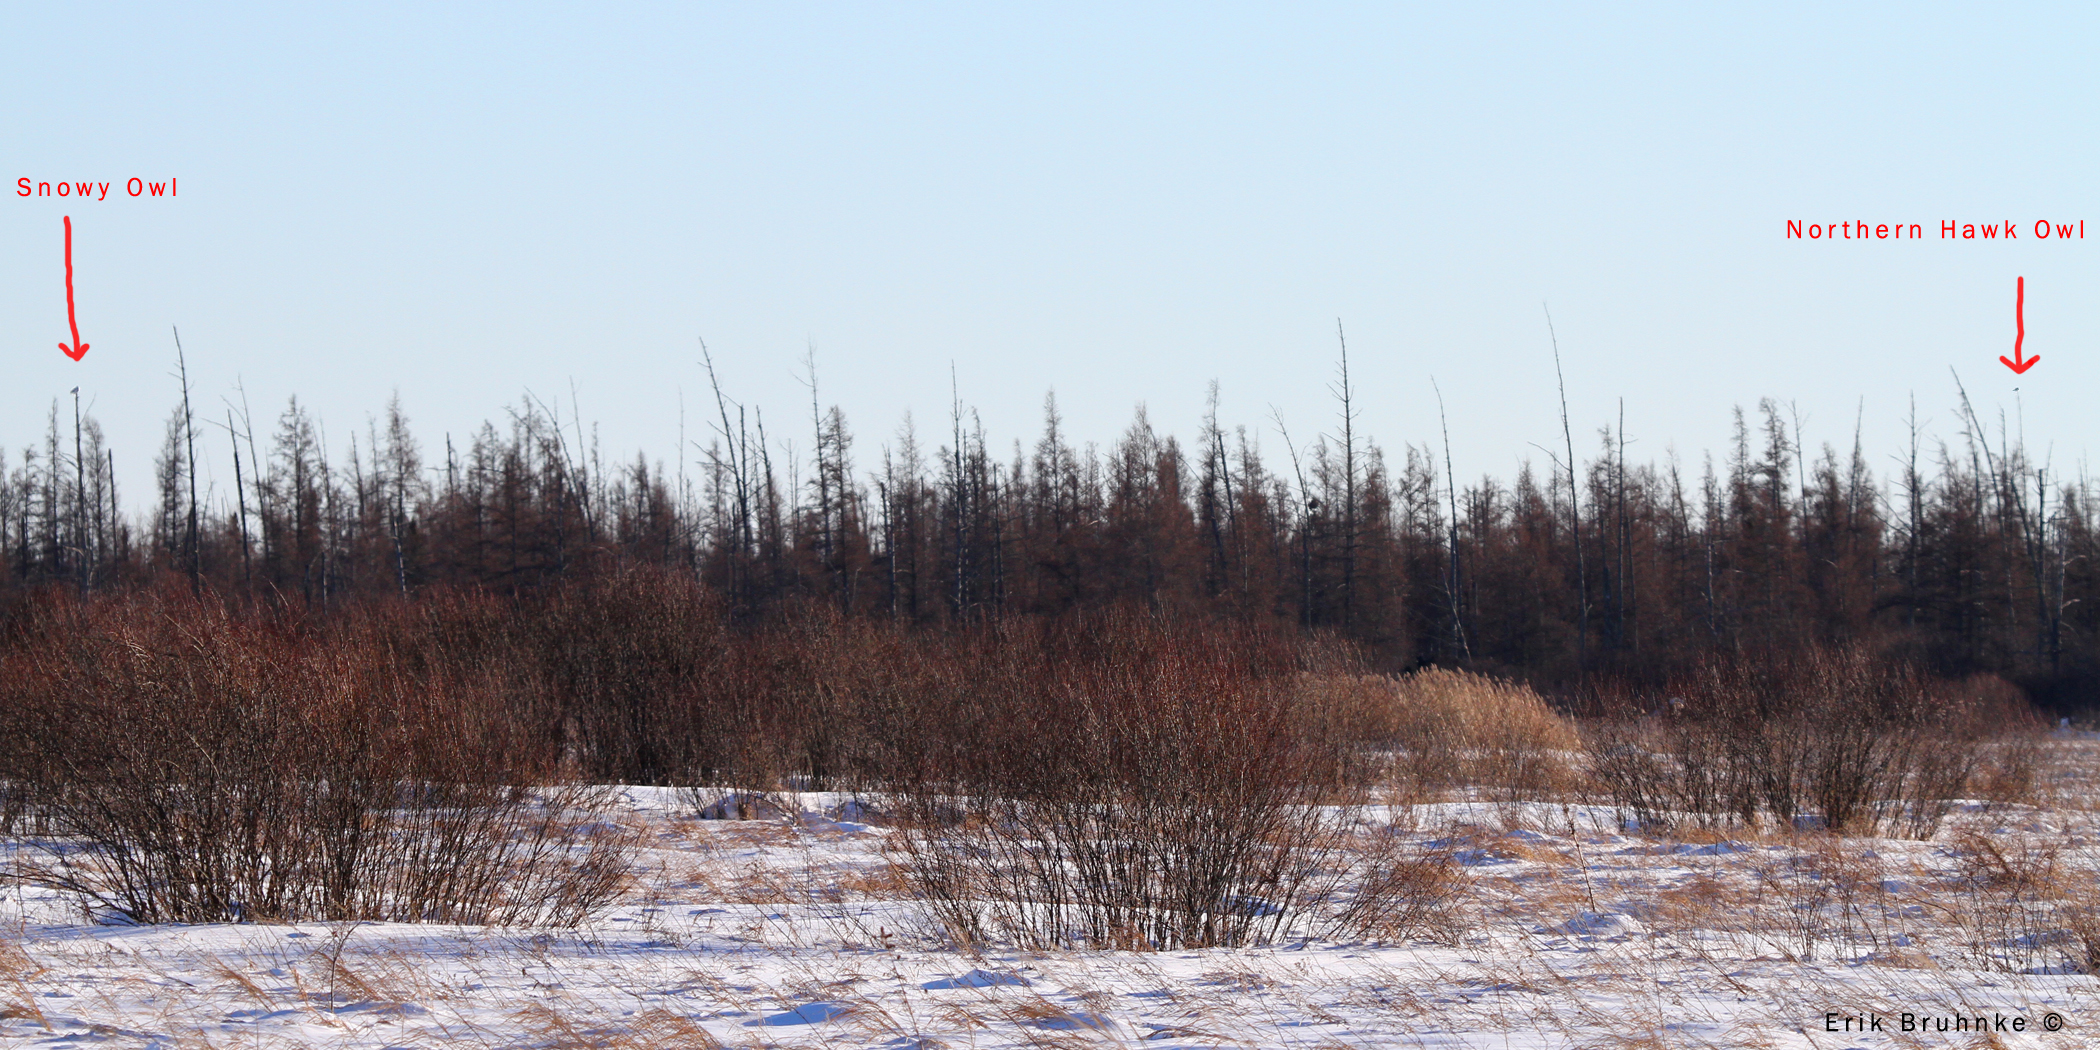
2061;885;2100;975
1328;834;1468;944
1580;720;1676;832
1736;839;1902;964
1582;647;2041;838
534;568;733;785
0;589;632;926
890;613;1370;950
1938;828;2100;973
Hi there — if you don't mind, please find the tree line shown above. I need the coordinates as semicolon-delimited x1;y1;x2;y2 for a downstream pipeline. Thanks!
4;349;2094;710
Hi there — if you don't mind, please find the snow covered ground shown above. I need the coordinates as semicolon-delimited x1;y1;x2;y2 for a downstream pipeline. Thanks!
4;747;2099;1049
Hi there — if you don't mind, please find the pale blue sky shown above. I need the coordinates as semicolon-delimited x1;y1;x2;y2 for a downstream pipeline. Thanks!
5;3;2096;507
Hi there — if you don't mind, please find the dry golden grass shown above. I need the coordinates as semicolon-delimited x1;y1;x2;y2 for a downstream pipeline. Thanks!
0;939;48;1029
1198;966;1278;992
1301;668;1580;804
645;837;909;907
622;1008;730;1049
1332;832;1472;944
209;957;276;1008
1649;870;1751;931
834;859;914;900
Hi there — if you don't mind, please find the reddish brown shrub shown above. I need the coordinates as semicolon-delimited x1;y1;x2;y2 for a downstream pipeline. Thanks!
0;587;628;925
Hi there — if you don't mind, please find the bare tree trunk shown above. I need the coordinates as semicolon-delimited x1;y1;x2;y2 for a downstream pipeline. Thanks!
1432;377;1470;660
228;410;252;589
174;329;201;589
72;387;88;594
1333;320;1358;630
1546;306;1589;675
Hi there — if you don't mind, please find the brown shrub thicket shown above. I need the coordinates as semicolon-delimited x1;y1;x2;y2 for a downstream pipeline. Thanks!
1582;647;2041;838
886;615;1363;950
0;586;629;925
0;572;2057;940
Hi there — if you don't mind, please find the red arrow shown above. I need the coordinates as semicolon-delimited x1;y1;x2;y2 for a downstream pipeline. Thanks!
2000;275;2036;374
58;215;89;361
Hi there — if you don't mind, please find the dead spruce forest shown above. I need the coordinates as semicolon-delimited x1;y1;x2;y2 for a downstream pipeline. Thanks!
4;358;2094;706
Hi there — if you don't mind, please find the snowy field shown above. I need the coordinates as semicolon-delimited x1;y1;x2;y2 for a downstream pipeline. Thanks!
5;744;2100;1049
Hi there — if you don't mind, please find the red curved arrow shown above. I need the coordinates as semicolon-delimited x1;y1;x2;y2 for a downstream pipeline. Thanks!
58;216;89;361
2000;275;2036;374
